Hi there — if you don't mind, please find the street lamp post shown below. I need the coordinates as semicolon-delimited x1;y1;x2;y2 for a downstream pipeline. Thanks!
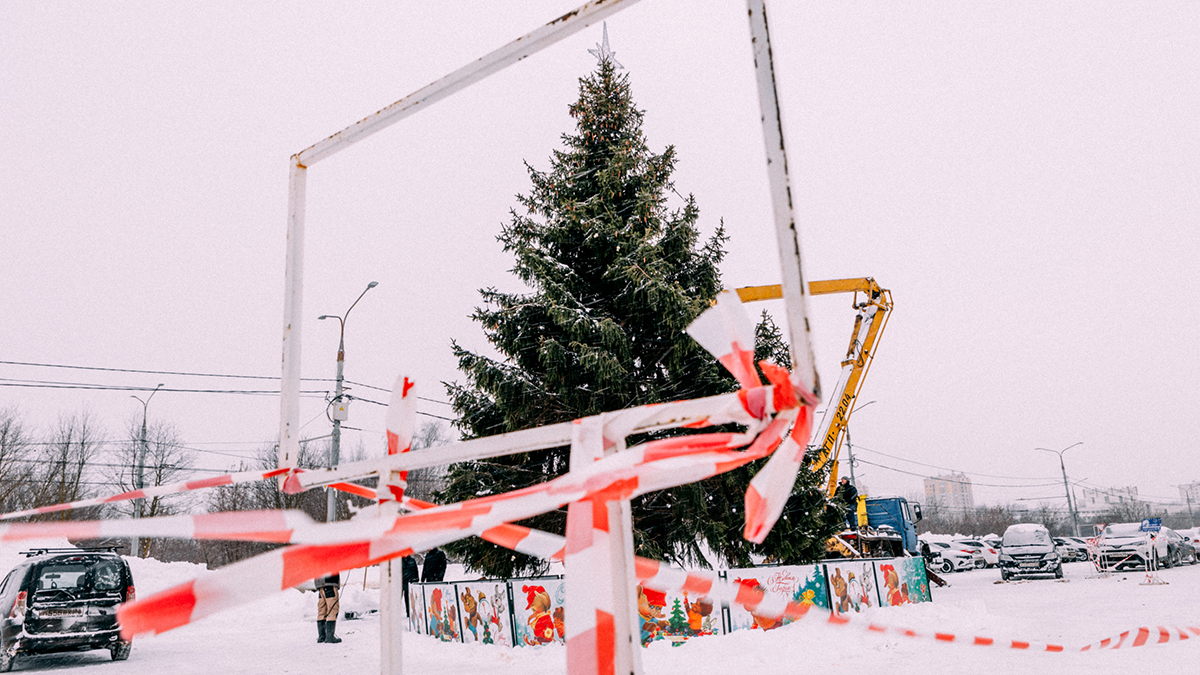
1037;442;1083;537
318;281;378;524
129;383;165;558
843;399;876;486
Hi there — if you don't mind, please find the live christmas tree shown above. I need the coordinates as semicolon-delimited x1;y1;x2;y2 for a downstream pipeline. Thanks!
439;43;840;578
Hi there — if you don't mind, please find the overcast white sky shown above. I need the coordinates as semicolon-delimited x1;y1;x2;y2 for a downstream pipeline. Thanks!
2;2;1197;515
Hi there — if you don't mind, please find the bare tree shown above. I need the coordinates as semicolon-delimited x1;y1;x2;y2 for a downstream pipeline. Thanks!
0;407;35;512
407;421;452;502
1099;500;1153;525
202;440;331;567
100;415;193;557
26;410;105;519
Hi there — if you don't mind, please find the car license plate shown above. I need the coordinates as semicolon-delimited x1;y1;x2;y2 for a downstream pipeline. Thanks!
1019;561;1040;568
39;608;84;617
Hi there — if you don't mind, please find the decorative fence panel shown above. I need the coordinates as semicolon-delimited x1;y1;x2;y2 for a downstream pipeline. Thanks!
407;557;929;647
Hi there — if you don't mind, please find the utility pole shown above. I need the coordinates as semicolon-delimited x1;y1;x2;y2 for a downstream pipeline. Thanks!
1037;442;1082;537
130;383;164;558
318;281;378;524
1175;484;1196;529
844;400;876;487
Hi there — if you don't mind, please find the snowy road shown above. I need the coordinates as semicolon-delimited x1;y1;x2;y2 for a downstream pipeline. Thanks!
9;559;1199;674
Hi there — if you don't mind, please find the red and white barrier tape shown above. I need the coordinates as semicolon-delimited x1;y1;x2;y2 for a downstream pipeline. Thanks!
0;468;293;522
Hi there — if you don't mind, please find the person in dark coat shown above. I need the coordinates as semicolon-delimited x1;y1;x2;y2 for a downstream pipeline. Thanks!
315;573;342;644
401;555;420;615
421;547;447;583
833;477;859;530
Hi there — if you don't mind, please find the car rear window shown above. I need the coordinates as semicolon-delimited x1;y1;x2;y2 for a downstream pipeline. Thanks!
35;559;124;597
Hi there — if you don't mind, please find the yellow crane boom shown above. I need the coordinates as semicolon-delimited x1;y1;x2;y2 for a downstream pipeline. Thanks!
735;278;893;496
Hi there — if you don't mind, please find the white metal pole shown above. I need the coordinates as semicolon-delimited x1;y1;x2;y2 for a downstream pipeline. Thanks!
380;558;404;675
295;0;642;169
746;0;820;400
280;158;307;479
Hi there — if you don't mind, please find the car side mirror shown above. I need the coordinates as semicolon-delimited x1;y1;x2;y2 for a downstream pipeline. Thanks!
912;503;922;523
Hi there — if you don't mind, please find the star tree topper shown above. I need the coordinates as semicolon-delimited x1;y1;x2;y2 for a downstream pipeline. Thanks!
588;22;623;69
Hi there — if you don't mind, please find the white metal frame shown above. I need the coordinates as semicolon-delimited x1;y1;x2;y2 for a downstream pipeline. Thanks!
278;2;817;673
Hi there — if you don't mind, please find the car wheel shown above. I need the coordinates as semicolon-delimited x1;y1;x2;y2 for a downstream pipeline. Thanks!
940;559;953;574
1000;571;1009;581
1054;564;1063;579
0;651;13;673
110;642;132;661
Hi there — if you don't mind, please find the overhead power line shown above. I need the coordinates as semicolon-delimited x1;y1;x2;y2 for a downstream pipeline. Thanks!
853;444;1061;482
0;359;332;383
1;360;459;409
0;378;328;396
854;458;1065;489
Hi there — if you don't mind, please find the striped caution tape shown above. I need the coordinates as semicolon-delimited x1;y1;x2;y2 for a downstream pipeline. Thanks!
7;292;829;658
1079;626;1199;651
104;412;799;636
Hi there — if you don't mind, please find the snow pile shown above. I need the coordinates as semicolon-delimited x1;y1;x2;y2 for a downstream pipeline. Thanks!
5;555;1198;674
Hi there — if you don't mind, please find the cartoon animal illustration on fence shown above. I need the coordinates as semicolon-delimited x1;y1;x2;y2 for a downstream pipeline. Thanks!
461;587;482;641
637;585;669;645
881;565;905;607
522;585;556;646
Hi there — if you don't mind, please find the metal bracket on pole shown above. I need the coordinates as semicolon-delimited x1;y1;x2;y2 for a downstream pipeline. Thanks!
746;0;820;401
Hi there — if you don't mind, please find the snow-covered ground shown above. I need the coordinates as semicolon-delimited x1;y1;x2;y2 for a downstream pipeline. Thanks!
5;549;1198;674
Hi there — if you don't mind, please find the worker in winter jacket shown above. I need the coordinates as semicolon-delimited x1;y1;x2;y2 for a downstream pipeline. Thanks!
833;477;859;530
421;547;447;583
401;555;419;616
315;573;343;644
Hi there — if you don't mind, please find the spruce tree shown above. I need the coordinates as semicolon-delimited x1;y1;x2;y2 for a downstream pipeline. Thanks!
439;56;840;578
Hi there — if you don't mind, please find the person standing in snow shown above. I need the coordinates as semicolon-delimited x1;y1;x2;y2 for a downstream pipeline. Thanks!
401;555;420;616
315;573;343;644
421;547;447;583
833;477;859;530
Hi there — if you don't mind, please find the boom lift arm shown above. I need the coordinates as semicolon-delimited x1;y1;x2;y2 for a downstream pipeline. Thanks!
735;278;893;496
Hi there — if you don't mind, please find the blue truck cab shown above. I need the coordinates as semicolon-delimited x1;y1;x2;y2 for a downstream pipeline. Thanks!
863;496;923;556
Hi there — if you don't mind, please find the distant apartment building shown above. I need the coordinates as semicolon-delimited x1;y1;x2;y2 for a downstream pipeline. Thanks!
1077;485;1139;511
924;472;974;512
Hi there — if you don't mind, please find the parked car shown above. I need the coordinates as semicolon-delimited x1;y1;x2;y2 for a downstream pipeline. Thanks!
1161;527;1197;566
998;524;1062;580
0;547;134;671
1053;537;1089;562
1097;522;1170;571
952;539;1000;567
924;541;975;573
1182;536;1200;565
